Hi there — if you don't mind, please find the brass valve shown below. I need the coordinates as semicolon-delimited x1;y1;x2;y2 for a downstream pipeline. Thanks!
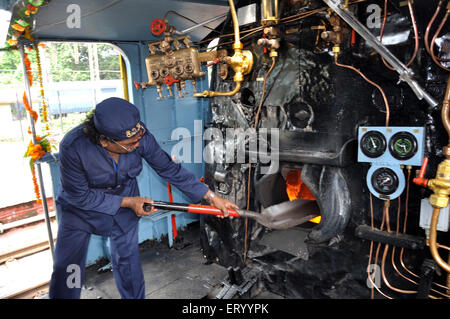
428;159;450;209
258;26;280;57
194;0;253;98
225;44;253;83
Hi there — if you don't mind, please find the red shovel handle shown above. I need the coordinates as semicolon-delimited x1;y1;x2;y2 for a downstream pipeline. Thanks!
143;201;241;217
186;204;241;217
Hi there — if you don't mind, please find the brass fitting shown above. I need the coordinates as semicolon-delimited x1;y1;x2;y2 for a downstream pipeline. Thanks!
194;0;253;98
194;81;241;98
226;50;253;82
261;0;279;26
427;159;450;209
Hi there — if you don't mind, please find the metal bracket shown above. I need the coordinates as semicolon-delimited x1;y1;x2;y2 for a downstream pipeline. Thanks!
355;225;425;250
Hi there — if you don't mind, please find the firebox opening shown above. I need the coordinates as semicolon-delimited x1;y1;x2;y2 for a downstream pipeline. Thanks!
285;170;321;224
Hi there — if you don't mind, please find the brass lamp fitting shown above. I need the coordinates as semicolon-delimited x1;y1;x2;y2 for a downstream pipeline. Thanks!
262;0;279;26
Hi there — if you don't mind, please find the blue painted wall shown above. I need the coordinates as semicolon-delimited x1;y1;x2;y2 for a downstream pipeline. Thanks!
46;41;210;266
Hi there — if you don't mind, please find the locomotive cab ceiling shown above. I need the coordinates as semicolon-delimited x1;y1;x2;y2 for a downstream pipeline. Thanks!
5;0;230;43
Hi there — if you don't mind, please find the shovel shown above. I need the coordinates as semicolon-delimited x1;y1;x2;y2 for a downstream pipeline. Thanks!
143;198;320;230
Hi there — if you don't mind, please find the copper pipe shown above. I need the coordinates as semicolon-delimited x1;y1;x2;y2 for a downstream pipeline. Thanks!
442;75;450;146
244;56;277;260
381;201;417;294
447;253;450;294
430;208;450;273
196;7;327;47
405;0;420;67
430;8;450;71
390;197;417;285
399;168;450;293
425;1;444;56
391;186;450;298
254;57;276;129
382;245;417;294
368;193;375;299
334;55;390;126
372;205;393;299
380;0;419;70
379;0;395;71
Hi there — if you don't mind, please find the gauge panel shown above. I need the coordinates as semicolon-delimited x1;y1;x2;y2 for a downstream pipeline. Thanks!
357;126;425;166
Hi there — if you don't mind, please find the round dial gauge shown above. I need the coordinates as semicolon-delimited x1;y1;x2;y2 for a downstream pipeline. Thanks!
360;131;387;158
389;131;418;160
371;167;399;195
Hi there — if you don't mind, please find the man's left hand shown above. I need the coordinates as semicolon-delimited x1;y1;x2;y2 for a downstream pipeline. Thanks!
208;193;239;218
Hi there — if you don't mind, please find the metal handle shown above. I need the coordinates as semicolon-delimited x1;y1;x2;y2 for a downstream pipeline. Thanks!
143;201;242;217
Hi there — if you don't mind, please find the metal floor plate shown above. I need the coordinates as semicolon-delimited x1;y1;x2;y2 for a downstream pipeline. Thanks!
258;228;309;259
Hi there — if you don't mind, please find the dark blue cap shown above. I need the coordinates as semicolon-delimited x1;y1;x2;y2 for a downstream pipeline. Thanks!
94;97;144;141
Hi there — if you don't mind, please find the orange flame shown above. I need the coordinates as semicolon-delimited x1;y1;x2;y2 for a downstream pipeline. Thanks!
286;170;321;224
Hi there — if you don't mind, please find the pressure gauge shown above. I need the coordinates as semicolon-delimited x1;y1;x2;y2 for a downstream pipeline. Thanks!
371;167;399;195
389;131;418;160
360;131;386;158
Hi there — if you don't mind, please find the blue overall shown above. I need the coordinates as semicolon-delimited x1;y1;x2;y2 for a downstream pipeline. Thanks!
49;124;208;299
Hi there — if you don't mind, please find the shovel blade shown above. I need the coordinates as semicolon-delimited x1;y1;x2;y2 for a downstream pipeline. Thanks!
258;199;320;230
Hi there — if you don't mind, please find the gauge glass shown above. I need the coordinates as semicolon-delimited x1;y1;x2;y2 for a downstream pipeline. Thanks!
371;167;399;195
389;132;418;160
360;131;386;158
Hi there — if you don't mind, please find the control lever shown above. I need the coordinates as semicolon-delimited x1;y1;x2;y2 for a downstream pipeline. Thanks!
323;0;438;108
413;157;429;187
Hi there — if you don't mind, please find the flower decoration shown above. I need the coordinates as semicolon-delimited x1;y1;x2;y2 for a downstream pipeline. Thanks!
5;0;45;47
24;135;54;204
25;4;39;16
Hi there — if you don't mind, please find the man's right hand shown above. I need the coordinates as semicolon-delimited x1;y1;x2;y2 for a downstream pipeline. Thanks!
121;196;158;217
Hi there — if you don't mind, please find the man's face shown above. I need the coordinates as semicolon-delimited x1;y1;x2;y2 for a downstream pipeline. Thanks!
101;129;145;154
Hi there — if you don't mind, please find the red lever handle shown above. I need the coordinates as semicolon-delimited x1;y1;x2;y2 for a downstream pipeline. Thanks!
413;157;429;187
206;58;220;67
164;75;179;86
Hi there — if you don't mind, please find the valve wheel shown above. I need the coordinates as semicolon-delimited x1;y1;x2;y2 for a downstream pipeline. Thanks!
151;19;166;35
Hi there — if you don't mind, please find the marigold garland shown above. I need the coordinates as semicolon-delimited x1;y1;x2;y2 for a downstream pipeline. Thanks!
34;42;50;131
23;92;38;122
22;45;54;204
31;166;41;204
